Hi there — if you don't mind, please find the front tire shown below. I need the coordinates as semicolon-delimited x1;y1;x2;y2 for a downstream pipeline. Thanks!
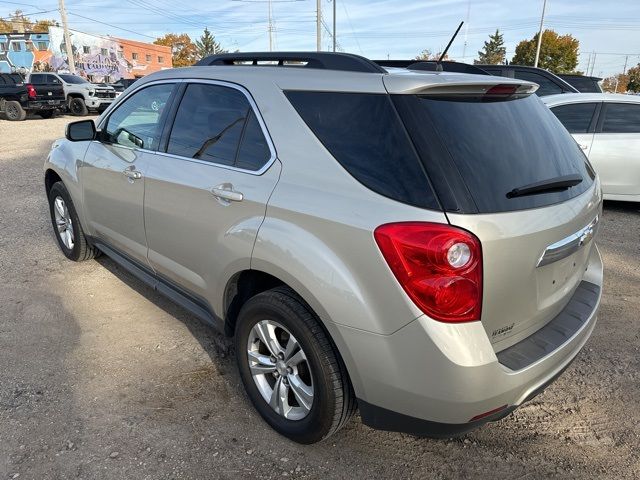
4;101;27;121
68;97;88;116
48;181;99;261
235;287;356;444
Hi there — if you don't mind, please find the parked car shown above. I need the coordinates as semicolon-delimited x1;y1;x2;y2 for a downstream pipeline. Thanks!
479;64;579;96
557;74;603;93
0;72;64;121
28;73;116;116
543;93;640;202
44;52;603;444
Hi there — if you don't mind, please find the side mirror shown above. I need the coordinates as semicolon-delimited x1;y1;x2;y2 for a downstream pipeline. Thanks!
66;120;96;142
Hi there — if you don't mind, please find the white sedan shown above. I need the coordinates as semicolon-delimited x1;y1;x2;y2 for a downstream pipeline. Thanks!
543;93;640;202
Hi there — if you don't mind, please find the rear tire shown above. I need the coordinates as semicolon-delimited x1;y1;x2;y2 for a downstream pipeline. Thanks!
68;97;88;116
235;286;356;444
39;110;55;119
48;181;99;261
4;101;27;121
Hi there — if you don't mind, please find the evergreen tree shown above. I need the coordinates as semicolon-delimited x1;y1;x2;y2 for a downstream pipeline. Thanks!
476;29;506;65
195;28;226;59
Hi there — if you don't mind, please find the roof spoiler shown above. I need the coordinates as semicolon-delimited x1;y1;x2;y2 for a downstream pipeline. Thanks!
374;60;490;76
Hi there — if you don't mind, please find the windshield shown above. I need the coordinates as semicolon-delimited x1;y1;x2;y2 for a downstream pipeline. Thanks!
393;93;595;213
59;74;89;84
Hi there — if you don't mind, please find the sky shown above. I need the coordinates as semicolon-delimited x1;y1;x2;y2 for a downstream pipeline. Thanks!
2;0;640;78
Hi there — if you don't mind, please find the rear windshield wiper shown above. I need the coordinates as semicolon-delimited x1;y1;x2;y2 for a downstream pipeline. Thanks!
506;174;583;199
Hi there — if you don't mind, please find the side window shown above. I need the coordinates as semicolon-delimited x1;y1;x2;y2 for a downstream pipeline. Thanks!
601;103;640;133
551;103;598;134
30;74;46;85
514;71;563;96
285;91;439;209
104;83;174;150
168;83;266;168
236;110;272;170
47;74;61;84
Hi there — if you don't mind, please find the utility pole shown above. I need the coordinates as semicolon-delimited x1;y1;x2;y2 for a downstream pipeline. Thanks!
590;52;597;76
58;0;76;73
533;0;547;68
462;0;470;59
332;0;336;52
316;0;321;52
623;55;629;74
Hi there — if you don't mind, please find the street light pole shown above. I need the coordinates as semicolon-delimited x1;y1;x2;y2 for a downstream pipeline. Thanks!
533;0;547;68
332;0;336;52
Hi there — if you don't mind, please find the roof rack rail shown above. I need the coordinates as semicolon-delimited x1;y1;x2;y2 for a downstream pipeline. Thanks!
374;60;489;76
196;52;387;74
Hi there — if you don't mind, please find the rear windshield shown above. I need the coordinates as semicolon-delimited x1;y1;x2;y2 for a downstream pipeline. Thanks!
393;94;595;213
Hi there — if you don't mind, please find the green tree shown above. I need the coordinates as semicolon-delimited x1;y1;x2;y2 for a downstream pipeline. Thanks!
195;27;226;59
154;33;197;67
512;29;579;73
0;17;12;31
627;64;640;92
475;29;506;65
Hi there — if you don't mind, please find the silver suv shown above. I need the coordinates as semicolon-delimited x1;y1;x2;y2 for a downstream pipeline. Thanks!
44;53;603;444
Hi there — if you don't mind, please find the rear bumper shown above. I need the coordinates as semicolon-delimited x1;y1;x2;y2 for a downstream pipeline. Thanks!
339;245;603;437
27;99;63;110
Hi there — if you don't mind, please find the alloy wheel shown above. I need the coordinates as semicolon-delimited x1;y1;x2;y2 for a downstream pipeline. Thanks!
53;196;74;250
247;320;314;420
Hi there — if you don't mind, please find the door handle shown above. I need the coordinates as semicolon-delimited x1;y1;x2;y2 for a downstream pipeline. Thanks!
210;183;243;203
578;144;589;151
123;168;142;180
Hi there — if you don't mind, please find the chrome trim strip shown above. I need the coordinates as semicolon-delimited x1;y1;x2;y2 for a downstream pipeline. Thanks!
537;215;599;267
96;78;277;176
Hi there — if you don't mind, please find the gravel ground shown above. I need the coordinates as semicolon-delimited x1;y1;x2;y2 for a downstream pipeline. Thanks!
1;115;639;479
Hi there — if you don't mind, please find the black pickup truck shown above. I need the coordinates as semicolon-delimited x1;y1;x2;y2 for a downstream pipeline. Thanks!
0;73;65;121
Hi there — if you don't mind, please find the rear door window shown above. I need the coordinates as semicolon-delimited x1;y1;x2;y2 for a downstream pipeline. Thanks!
285;91;439;210
393;93;595;213
30;74;47;85
601;103;640;133
167;83;272;171
550;103;598;133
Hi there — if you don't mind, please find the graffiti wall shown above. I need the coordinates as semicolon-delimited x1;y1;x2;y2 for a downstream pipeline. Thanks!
48;26;128;81
0;32;53;74
0;27;131;81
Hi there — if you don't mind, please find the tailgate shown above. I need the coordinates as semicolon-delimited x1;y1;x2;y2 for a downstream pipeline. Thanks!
447;181;602;349
34;84;65;101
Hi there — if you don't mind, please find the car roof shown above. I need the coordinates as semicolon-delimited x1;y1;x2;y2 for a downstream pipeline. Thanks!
137;64;537;95
541;92;640;105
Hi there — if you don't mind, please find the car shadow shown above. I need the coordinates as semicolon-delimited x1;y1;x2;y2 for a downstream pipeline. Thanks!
603;200;640;214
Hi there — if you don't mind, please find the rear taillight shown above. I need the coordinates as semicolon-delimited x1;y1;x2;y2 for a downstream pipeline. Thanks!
26;83;37;99
374;222;482;323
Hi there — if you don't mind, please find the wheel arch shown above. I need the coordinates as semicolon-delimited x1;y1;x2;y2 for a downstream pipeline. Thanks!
222;267;365;397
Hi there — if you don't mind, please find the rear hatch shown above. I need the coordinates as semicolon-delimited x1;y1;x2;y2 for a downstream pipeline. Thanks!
386;74;601;348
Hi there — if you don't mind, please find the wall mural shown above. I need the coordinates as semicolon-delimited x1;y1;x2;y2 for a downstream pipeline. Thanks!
0;26;132;81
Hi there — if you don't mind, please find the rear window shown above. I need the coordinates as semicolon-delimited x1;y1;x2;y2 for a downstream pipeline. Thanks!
285;91;439;210
393;94;595;213
551;103;598;133
513;71;564;96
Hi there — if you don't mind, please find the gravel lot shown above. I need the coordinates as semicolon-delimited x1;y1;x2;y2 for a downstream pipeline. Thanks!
1;115;639;479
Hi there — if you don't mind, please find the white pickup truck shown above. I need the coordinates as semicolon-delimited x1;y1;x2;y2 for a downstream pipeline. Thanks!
27;73;117;116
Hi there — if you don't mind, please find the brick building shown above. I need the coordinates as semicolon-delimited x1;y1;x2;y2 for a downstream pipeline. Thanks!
116;38;171;78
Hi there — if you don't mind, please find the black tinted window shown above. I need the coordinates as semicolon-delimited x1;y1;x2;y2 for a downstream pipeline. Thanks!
285;91;439;210
393;94;594;213
551;103;598;133
30;74;46;84
514;71;564;96
105;83;174;150
236;110;271;171
168;84;249;166
602;103;640;133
